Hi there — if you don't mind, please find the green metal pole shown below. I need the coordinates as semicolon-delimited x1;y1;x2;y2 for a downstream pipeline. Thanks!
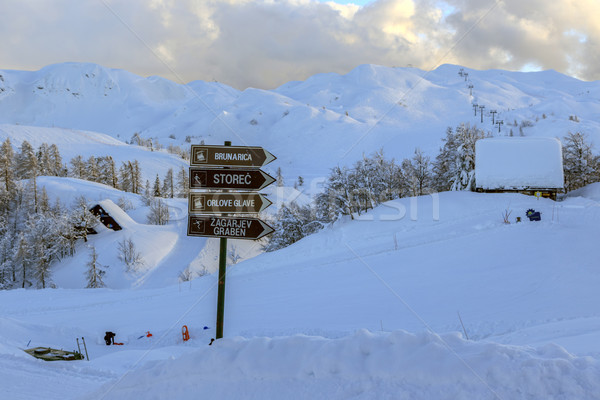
215;141;231;340
216;236;227;339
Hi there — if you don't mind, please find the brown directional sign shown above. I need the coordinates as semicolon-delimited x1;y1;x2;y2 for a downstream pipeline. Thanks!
187;215;275;240
190;145;276;167
189;192;272;214
189;168;275;191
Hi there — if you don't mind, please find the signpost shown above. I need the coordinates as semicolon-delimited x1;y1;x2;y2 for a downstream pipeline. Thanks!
187;215;274;240
187;141;276;341
189;192;272;214
189;168;275;190
190;145;276;167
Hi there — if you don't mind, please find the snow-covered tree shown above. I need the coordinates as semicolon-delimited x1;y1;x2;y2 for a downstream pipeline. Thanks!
118;160;142;193
85;245;107;288
320;165;355;219
0;138;16;193
69;196;98;243
176;166;189;198
562;132;599;192
152;174;162;197
47;144;65;176
13;232;33;288
15;140;38;180
276;167;284;187
432;123;486;192
86;156;100;183
69;155;86;179
97;156;118;188
402;148;432;196
264;202;321;252
432;127;458;192
162;168;174;198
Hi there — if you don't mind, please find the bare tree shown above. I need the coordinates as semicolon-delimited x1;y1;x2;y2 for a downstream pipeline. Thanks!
147;198;169;225
118;237;144;273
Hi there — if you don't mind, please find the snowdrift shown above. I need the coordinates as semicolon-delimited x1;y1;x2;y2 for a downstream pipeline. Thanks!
87;330;600;400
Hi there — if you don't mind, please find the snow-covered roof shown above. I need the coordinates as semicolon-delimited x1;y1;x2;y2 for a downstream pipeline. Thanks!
475;137;564;190
95;199;137;229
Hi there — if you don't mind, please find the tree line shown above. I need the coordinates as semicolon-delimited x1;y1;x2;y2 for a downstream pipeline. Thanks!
266;125;600;251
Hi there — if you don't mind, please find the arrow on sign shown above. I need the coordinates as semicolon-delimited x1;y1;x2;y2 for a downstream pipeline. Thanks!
190;145;276;167
189;192;272;214
187;215;275;240
189;168;276;191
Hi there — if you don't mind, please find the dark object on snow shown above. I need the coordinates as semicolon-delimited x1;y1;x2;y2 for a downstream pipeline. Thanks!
24;347;84;361
209;338;215;346
89;204;122;231
104;331;116;346
526;209;541;221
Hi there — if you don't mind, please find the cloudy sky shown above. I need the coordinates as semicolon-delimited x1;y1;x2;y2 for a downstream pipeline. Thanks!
1;0;599;89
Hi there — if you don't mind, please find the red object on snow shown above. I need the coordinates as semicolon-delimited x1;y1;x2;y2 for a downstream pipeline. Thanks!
182;325;190;342
146;331;152;337
113;342;124;345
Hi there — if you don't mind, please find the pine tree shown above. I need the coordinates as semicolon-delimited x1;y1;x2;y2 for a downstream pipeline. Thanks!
132;160;142;194
276;167;284;187
48;144;65;176
36;143;54;177
162;168;174;198
119;161;133;192
86;156;100;183
98;156;118;187
153;174;162;197
176;166;189;198
69;155;86;179
16;140;38;180
0;138;16;193
85;245;107;288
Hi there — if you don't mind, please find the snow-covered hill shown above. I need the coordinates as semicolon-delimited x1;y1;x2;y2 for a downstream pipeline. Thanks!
1;189;600;399
1;62;599;182
0;125;188;184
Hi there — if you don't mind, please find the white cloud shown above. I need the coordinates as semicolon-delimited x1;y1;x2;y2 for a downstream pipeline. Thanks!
0;0;599;89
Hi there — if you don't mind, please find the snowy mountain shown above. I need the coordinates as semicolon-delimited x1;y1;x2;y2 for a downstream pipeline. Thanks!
1;62;600;399
1;62;599;181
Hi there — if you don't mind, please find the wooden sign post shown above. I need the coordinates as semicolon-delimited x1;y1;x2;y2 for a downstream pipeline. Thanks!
187;142;276;340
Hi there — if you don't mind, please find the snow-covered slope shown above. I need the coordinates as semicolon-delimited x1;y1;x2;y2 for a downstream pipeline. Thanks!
1;62;599;182
0;125;188;184
1;189;600;399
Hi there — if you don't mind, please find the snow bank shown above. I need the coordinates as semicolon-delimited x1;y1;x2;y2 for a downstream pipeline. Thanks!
87;330;600;400
475;137;564;190
567;182;600;201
